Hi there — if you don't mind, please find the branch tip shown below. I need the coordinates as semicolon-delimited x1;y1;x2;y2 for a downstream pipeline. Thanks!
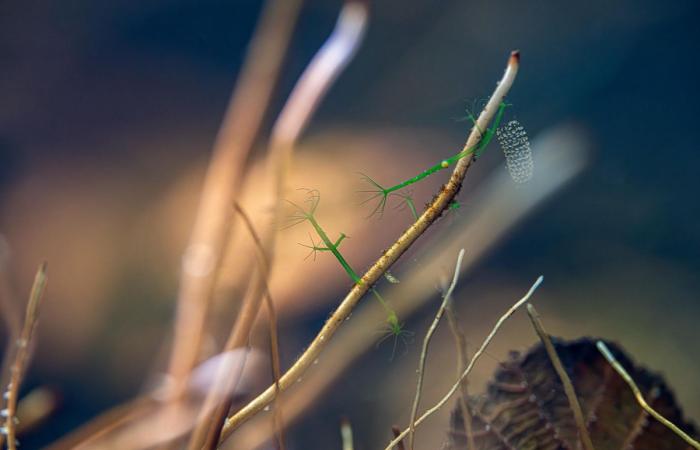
509;50;520;65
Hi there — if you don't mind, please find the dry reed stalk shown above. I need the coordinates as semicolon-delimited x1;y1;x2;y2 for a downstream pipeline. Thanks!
165;0;303;396
3;262;48;450
526;304;595;450
0;239;21;450
597;341;700;449
407;249;465;450
445;307;475;450
189;3;369;448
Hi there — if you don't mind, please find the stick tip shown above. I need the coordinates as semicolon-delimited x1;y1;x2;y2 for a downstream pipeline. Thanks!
510;50;520;65
534;275;544;287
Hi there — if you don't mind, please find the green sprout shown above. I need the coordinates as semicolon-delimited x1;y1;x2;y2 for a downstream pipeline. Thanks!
359;101;510;218
287;190;408;353
375;310;414;361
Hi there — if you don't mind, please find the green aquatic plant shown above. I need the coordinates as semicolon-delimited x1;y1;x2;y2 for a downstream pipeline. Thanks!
287;190;406;348
359;101;509;218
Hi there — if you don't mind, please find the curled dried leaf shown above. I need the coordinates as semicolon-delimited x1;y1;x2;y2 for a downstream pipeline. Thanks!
447;338;697;450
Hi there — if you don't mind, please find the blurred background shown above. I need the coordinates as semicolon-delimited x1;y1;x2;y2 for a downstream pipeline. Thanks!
1;0;699;448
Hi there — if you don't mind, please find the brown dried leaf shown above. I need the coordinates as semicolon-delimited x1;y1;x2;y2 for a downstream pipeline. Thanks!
447;338;697;450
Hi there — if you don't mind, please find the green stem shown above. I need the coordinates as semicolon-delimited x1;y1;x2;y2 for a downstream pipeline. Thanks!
305;213;400;325
306;215;361;284
382;102;508;195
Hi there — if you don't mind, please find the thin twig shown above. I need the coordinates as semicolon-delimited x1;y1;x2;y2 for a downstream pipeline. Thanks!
0;238;21;450
445;307;474;450
340;417;354;450
192;203;286;450
191;3;369;448
166;0;303;395
407;249;465;450
385;275;543;450
219;51;520;446
4;262;48;450
526;304;595;450
233;203;285;450
596;341;700;449
176;0;303;446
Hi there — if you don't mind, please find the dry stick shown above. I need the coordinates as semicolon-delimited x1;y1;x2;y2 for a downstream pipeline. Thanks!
175;0;302;446
194;3;369;448
445;307;475;450
0;240;22;450
228;122;588;450
385;275;543;450
219;51;520;445
407;249;465;450
165;0;303;395
596;341;700;449
4;262;48;450
232;203;285;450
525;304;595;450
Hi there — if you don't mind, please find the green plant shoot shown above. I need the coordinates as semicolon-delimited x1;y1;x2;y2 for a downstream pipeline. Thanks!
359;101;509;217
287;190;406;344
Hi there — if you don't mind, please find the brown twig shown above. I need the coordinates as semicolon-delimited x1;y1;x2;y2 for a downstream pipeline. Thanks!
4;262;48;450
407;249;465;450
526;304;595;450
165;0;303;396
192;3;370;448
385;275;543;450
218;51;520;445
596;341;700;449
0;238;21;450
445;307;475;450
232;203;285;450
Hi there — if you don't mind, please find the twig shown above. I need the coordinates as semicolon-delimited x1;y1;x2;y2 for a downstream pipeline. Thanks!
526;304;595;450
191;3;369;448
218;50;520;446
3;262;48;450
596;341;700;449
227;121;588;450
384;275;543;450
0;237;21;450
407;249;465;450
193;203;286;450
165;0;303;395
175;0;304;447
233;203;285;450
445;307;474;450
340;417;354;450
